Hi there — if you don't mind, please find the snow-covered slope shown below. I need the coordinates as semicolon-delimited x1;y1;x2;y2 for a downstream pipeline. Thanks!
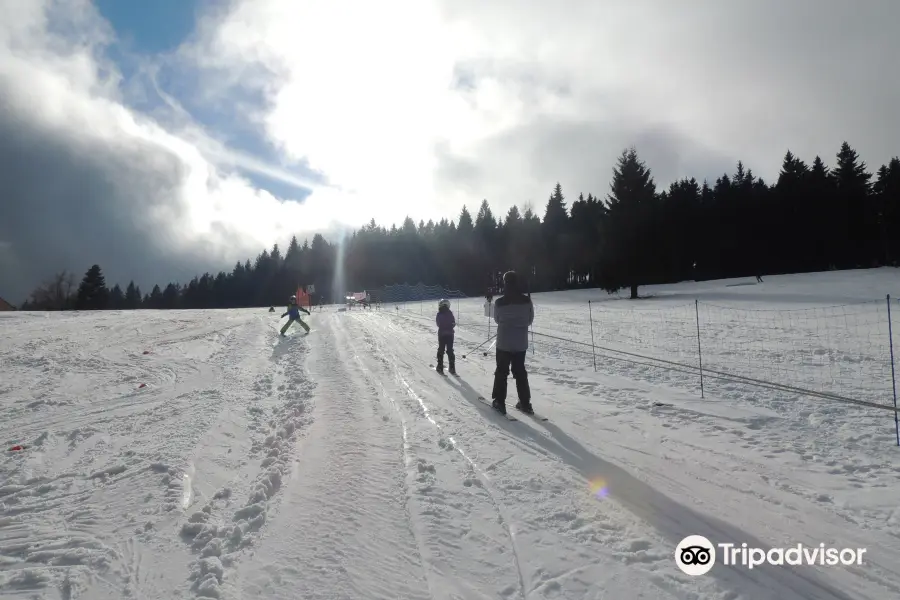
2;269;900;599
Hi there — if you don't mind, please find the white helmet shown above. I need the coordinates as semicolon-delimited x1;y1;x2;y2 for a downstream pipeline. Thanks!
438;298;450;309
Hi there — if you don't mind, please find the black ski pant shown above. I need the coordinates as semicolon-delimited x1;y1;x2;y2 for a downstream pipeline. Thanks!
437;333;455;369
491;349;530;404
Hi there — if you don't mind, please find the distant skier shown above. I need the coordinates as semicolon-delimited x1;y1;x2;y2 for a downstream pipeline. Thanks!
491;271;534;415
281;295;311;336
435;298;456;375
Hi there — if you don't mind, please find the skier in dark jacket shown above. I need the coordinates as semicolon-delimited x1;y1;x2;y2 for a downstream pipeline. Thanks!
435;298;456;375
491;271;534;414
281;295;311;335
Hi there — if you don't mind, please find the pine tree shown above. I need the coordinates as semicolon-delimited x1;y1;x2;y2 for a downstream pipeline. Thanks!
475;200;496;231
457;206;474;234
284;235;301;279
833;142;874;266
505;205;522;225
874;157;900;265
75;265;110;310
109;284;125;309
125;281;141;309
543;183;571;289
775;151;812;271
601;148;658;298
162;283;179;309
149;284;163;309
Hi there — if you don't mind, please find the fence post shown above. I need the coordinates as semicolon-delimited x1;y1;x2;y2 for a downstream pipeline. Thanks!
588;300;597;371
887;295;899;446
695;299;705;399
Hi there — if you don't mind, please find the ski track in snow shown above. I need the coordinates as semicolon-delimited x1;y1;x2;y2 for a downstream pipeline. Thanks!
2;271;900;599
228;312;534;599
0;310;278;599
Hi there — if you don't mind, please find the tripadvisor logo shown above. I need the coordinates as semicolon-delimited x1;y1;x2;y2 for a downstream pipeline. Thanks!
676;535;715;575
675;535;866;575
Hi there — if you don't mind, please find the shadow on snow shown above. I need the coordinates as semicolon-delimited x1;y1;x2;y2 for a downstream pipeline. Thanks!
442;375;856;600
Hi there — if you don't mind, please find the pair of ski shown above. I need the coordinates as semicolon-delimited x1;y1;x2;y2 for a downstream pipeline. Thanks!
430;364;548;422
476;396;549;422
430;364;458;377
279;329;311;337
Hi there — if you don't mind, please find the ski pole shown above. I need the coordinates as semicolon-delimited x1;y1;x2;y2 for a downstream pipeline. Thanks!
462;333;497;359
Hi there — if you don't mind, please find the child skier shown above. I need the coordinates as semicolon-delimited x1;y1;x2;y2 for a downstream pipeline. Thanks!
435;298;456;375
281;295;311;336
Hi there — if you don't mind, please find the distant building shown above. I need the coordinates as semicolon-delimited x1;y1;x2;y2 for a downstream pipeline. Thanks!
0;296;15;311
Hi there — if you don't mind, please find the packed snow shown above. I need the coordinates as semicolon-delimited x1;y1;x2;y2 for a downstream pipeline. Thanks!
2;269;900;599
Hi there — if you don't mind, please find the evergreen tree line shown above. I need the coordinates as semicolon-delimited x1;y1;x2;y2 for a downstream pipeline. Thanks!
19;140;900;311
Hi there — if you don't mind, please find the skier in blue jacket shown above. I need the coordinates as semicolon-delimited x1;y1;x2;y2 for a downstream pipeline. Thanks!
281;295;310;335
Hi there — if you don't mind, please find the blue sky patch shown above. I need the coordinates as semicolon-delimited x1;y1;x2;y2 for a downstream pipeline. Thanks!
95;0;198;54
92;0;321;202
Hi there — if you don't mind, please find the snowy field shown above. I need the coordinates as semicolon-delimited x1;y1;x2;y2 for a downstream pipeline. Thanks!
2;269;900;599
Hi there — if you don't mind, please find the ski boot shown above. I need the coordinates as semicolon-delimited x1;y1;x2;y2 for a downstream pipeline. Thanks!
515;401;534;415
492;399;506;415
448;366;456;376
436;364;444;375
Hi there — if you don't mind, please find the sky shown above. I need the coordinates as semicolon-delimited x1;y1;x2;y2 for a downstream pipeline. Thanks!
1;0;899;304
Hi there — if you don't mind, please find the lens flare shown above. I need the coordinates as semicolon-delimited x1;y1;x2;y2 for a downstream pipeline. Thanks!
589;478;609;499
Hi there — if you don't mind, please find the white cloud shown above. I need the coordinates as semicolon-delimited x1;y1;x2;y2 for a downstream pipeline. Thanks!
2;3;349;258
0;0;361;300
187;0;900;218
188;0;469;225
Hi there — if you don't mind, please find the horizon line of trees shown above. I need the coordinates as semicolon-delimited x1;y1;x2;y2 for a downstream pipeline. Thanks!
17;139;900;311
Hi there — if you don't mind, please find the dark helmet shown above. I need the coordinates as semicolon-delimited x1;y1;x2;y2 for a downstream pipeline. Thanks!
502;270;519;292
